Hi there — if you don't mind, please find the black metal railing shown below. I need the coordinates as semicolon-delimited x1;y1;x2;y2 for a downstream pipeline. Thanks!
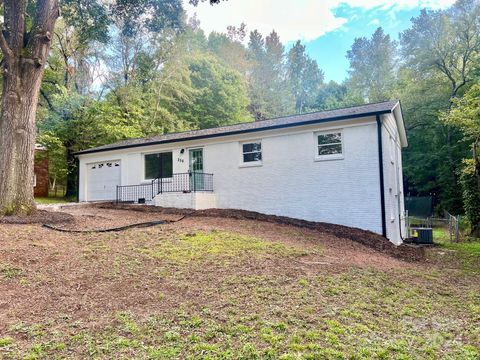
116;172;214;203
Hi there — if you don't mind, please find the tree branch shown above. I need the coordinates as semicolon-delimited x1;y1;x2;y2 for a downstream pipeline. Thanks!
0;0;13;60
0;28;14;60
406;122;431;131
26;0;60;62
4;0;27;55
40;89;60;114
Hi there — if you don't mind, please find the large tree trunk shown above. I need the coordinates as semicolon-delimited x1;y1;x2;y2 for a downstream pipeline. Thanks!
0;61;44;214
0;0;59;215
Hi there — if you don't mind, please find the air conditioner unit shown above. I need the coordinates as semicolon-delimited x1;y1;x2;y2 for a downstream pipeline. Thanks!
409;227;433;244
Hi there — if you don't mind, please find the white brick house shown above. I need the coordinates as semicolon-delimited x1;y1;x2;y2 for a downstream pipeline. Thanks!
75;101;408;244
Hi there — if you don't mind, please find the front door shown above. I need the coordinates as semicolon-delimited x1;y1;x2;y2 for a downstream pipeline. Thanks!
189;148;204;191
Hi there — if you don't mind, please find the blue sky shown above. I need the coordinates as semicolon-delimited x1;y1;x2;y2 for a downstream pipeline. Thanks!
185;0;455;82
301;5;423;81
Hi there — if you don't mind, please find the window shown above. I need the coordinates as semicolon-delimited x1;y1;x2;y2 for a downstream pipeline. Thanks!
316;131;343;159
144;152;173;180
242;142;262;163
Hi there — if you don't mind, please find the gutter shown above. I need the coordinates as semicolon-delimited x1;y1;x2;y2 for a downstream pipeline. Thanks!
74;109;393;156
376;114;387;238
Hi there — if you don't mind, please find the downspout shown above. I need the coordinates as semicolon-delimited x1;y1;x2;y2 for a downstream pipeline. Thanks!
376;115;387;238
75;157;80;203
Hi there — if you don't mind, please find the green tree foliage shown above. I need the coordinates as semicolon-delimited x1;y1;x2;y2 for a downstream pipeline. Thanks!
315;81;363;111
246;30;268;120
38;86;155;198
138;58;197;134
38;0;191;196
393;67;467;213
397;0;480;213
180;53;252;128
443;84;480;235
443;84;480;151
400;0;480;99
286;41;324;113
38;8;114;197
46;2;110;95
346;27;397;102
110;0;184;37
460;160;480;237
264;31;295;117
245;30;294;120
207;31;250;76
37;133;68;196
61;0;110;44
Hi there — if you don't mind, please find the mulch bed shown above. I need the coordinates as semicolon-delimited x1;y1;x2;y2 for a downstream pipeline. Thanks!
0;210;74;224
97;203;425;262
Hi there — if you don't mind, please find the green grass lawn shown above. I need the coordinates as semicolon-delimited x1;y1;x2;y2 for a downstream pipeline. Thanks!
442;240;480;256
431;226;480;272
34;197;72;205
1;221;479;359
433;227;451;243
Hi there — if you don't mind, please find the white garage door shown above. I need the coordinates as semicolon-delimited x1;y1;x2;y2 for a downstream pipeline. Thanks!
87;160;121;201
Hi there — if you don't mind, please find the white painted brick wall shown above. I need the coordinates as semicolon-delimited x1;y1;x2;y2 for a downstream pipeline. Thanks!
204;122;382;234
154;192;216;210
381;114;406;245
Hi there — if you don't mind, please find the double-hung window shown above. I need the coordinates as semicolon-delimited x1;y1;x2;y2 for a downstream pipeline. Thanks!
315;131;343;160
242;141;262;164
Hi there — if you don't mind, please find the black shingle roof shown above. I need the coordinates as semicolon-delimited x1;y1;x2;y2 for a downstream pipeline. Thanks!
75;100;400;155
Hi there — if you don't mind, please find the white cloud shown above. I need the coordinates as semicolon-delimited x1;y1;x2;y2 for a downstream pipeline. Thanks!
185;0;347;43
184;0;456;42
338;0;455;10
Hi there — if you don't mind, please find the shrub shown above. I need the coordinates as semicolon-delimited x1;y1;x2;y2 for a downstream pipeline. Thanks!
460;159;480;237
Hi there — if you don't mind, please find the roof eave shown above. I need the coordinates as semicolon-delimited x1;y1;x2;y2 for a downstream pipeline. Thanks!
391;101;408;148
74;108;393;156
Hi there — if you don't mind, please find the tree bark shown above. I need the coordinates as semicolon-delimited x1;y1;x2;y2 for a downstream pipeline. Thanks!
0;60;42;214
0;0;60;215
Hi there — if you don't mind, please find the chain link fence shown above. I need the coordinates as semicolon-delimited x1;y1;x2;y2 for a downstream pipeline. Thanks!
405;210;461;243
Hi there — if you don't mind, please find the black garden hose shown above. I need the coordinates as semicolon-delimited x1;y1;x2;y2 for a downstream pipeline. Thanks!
42;216;186;233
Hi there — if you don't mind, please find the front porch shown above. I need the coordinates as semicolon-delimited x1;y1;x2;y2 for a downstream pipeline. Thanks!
153;191;217;210
116;172;216;210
